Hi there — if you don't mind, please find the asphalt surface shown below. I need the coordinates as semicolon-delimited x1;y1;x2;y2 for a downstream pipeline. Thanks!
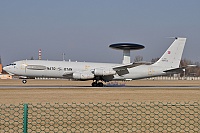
0;85;199;89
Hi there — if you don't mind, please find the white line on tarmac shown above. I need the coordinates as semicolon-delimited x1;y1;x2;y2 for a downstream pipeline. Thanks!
0;86;199;89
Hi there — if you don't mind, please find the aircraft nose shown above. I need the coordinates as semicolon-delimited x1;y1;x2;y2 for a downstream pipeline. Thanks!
3;66;8;72
3;66;11;73
3;66;15;75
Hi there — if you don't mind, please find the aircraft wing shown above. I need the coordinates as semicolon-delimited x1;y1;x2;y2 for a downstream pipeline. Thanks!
113;61;152;71
62;62;152;78
113;62;152;76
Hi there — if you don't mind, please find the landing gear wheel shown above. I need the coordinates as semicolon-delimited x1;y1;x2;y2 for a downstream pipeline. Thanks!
92;82;97;87
97;82;104;87
22;79;27;84
92;82;104;87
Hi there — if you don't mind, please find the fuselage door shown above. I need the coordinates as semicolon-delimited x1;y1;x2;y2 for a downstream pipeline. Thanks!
148;67;155;76
20;61;28;73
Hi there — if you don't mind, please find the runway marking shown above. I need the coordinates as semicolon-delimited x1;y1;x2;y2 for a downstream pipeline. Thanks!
0;86;199;89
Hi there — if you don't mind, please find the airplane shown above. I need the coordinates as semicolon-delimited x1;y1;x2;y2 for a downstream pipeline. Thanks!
3;37;187;87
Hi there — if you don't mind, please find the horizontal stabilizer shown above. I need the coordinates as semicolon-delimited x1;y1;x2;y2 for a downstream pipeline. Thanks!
164;67;185;74
164;65;197;74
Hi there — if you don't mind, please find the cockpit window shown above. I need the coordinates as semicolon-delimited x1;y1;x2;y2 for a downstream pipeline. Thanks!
7;63;16;66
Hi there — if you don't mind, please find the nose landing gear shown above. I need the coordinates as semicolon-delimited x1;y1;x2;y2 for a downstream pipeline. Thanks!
22;79;27;84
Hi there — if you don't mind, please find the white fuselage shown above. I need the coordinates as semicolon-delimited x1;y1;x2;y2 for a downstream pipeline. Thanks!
3;60;167;80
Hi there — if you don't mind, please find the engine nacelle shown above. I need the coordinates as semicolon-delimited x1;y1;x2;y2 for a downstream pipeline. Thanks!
94;69;116;76
73;72;94;80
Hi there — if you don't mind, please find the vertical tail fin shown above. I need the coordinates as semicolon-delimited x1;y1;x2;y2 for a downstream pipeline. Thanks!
153;37;186;68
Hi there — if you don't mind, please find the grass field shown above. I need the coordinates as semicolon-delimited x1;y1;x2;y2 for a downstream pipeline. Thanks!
0;79;199;104
1;79;199;132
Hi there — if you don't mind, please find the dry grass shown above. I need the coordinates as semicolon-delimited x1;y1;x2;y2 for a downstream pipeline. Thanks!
0;79;199;104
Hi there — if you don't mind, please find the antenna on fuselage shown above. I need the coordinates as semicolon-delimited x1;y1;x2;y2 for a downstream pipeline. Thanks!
109;43;145;64
38;49;42;60
62;53;65;61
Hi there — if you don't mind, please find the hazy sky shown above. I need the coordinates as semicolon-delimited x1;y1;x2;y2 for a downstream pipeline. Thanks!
0;0;200;65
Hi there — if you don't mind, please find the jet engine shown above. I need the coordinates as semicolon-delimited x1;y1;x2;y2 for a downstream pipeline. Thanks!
93;68;116;76
73;72;94;80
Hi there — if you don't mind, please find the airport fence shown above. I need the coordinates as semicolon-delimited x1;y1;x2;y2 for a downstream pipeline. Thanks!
1;101;199;133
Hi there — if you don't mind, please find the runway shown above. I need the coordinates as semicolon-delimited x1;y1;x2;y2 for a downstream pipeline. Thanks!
0;85;199;89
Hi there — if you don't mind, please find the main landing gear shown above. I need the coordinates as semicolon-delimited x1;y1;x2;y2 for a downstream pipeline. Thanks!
91;81;104;87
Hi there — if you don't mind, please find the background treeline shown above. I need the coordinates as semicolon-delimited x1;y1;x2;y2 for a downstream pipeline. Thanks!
180;58;200;77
